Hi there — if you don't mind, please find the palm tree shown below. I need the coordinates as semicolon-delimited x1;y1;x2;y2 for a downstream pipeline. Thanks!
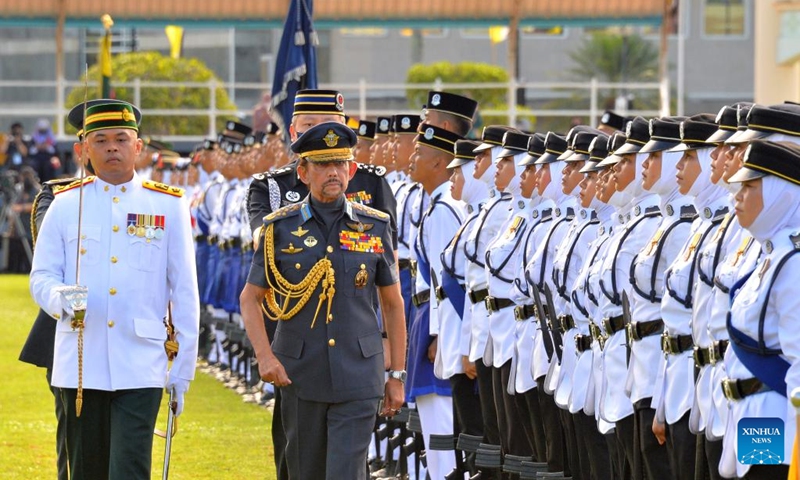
537;31;661;133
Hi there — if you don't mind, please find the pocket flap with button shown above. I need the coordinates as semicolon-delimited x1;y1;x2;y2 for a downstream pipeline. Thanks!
358;331;383;358
273;331;304;360
134;318;166;340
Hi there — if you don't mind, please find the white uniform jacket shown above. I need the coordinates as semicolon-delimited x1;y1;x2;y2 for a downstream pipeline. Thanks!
30;174;200;390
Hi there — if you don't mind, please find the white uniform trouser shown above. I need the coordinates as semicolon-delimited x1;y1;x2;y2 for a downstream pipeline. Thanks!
417;393;456;480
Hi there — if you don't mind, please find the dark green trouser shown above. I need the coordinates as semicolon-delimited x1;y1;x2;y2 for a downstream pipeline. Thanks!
46;369;69;480
57;387;162;480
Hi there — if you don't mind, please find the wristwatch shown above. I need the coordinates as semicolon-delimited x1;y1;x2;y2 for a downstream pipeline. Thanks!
388;370;407;383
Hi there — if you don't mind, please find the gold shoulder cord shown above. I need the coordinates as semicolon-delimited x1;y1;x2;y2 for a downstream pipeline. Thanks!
260;223;336;328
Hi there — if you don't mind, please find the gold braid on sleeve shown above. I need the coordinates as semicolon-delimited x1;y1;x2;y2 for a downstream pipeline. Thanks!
260;223;336;328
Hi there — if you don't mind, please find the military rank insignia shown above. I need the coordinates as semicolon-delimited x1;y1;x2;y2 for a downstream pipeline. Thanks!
346;191;373;205
340;231;384;253
127;213;165;240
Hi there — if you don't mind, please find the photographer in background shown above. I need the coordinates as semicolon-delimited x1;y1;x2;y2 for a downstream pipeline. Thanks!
29;119;60;182
0;122;31;171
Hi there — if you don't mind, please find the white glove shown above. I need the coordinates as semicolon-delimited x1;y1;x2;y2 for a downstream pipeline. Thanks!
55;285;88;319
166;373;190;417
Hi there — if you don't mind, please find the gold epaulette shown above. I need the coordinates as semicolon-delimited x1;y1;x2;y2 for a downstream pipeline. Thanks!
53;176;96;195
350;201;389;221
143;180;184;197
263;203;302;223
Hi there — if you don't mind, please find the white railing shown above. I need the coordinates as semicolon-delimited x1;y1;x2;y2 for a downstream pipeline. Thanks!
0;77;666;141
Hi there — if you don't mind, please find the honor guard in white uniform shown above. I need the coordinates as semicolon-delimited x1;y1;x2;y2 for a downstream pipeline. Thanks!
624;117;696;480
569;137;621;480
553;130;606;480
463;125;515;471
720;139;800;480
597;116;663;478
527;132;576;477
448;137;501;474
701;104;758;457
407;123;465;480
389;114;418;193
509;133;555;475
438;139;487;478
30;100;199;479
648;116;731;480
663;115;733;480
355;119;376;166
585;149;629;461
483;131;533;475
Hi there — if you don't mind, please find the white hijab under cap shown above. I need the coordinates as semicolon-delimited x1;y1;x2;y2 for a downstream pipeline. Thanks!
502;153;523;200
747;175;800;244
648;150;682;197
459;160;489;206
609;152;645;210
477;146;501;187
542;161;567;203
686;147;727;211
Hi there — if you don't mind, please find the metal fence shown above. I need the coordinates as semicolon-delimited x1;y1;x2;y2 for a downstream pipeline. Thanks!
0;77;667;142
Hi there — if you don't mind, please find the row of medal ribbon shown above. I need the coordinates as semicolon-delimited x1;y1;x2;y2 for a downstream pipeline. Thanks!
127;213;166;240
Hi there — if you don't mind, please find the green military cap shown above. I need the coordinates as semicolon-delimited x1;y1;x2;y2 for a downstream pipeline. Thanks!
68;99;142;138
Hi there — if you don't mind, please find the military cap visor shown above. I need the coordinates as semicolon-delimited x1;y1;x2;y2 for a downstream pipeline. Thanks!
639;136;682;154
496;148;526;161
705;127;737;144
290;122;356;162
68;99;142;138
579;161;601;174
415;123;461;158
595;153;624;168
534;134;569;165
727;140;800;185
447;140;481;168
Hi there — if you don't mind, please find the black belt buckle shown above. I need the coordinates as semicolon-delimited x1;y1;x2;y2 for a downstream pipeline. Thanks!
207;234;217;246
513;305;524;321
558;315;570;333
409;260;418;278
484;296;495;313
435;286;446;302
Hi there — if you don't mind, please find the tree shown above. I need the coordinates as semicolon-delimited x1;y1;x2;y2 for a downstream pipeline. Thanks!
66;51;237;136
537;31;661;133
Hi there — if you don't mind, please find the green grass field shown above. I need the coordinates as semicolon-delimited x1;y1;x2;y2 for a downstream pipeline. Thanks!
0;274;276;479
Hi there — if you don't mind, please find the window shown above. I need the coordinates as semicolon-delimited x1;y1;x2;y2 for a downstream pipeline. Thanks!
703;0;746;36
339;28;388;37
399;28;448;38
520;26;566;37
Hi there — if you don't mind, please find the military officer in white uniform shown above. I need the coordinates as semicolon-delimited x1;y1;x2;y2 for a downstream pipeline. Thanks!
29;100;199;480
720;140;800;480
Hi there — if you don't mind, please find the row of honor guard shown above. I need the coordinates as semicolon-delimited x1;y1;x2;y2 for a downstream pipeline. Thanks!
186;87;800;480
353;94;800;480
